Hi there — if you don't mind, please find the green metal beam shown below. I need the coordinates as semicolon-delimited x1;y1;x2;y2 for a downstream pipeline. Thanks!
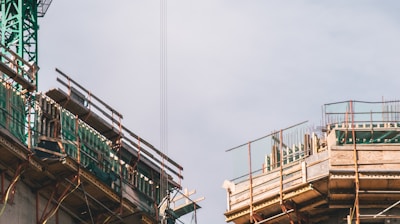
0;0;51;147
0;0;52;88
1;0;38;62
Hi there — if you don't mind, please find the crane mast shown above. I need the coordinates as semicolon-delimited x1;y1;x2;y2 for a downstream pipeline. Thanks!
0;0;52;87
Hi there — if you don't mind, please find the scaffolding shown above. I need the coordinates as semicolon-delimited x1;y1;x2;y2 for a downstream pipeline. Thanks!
224;100;400;224
0;63;201;223
0;2;202;222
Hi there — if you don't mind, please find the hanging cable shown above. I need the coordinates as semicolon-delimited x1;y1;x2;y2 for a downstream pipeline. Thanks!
102;215;112;224
42;177;80;224
0;173;22;217
160;0;169;201
42;186;79;224
0;162;27;218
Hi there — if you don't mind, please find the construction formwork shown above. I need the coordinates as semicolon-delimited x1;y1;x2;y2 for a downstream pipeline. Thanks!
224;100;400;224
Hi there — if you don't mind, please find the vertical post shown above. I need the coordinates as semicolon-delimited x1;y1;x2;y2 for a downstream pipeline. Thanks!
248;142;254;223
36;191;39;224
179;169;182;188
75;115;81;188
350;101;360;224
118;116;123;215
278;130;294;224
301;161;307;183
194;202;197;224
304;134;309;156
55;209;59;224
226;188;231;211
5;84;10;132
382;97;384;122
279;129;283;205
118;146;123;214
75;115;80;163
27;96;32;151
184;188;188;205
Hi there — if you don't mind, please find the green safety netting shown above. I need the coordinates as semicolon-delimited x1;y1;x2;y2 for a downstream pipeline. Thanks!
1;90;164;203
0;82;26;143
335;129;400;145
58;109;157;196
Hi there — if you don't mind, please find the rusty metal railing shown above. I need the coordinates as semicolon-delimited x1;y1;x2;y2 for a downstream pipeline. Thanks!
0;43;38;91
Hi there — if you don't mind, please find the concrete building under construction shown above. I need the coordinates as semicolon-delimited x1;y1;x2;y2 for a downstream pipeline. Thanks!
0;47;201;224
224;100;400;223
0;1;201;223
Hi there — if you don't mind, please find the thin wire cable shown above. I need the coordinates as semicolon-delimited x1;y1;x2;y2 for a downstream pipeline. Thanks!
160;0;169;199
42;181;80;224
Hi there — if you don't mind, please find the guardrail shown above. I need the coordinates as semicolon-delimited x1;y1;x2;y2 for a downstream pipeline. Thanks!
324;100;400;127
0;43;38;91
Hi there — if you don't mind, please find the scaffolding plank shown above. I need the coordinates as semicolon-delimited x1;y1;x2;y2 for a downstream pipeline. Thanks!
0;61;35;91
173;202;201;218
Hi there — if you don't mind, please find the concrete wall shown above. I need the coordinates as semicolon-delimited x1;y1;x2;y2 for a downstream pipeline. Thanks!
323;208;400;224
0;177;75;224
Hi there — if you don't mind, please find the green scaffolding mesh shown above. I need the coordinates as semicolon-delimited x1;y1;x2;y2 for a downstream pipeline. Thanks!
0;82;26;143
0;83;7;126
59;108;130;192
60;109;77;158
34;94;164;204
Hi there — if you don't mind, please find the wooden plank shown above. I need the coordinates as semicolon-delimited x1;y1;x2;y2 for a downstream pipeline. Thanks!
0;61;35;91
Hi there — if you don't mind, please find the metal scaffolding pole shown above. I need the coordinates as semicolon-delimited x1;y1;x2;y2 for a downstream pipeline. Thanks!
248;142;254;223
350;101;360;224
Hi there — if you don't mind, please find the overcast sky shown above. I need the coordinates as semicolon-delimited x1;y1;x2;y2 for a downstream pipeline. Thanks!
37;1;400;223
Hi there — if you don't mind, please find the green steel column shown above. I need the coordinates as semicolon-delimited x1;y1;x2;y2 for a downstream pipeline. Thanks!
1;0;39;85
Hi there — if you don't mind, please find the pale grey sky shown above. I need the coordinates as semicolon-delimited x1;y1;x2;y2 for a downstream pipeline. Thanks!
38;1;400;223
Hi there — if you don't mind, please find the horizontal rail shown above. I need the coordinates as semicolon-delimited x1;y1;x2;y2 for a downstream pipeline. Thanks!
54;69;183;174
0;43;38;91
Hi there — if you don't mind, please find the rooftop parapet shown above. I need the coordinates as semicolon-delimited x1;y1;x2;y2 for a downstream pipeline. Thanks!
224;100;400;223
